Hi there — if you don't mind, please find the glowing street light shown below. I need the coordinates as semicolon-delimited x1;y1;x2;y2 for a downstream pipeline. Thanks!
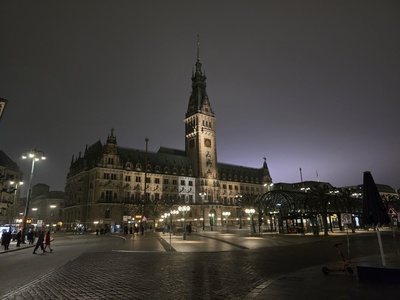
22;148;46;243
235;194;243;229
169;209;179;250
208;213;215;231
245;208;255;235
222;211;231;233
199;192;207;230
178;205;191;240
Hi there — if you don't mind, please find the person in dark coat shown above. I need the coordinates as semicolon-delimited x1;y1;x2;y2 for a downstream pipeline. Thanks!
27;229;34;245
16;229;22;247
33;231;46;254
1;230;12;250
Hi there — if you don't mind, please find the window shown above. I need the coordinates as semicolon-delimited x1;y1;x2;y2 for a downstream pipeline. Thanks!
111;174;117;180
155;178;160;184
125;176;131;182
155;193;160;201
136;176;141;183
163;178;169;185
108;157;114;164
146;177;151;183
229;185;232;190
105;209;111;218
172;179;178;185
223;184;227;189
105;191;112;202
188;181;193;186
235;186;239;191
104;173;110;179
180;180;185;185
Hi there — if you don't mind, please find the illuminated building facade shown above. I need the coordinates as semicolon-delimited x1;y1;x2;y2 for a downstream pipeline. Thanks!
63;45;273;232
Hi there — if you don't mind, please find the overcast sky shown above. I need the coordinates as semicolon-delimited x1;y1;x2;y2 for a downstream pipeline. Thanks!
1;1;399;193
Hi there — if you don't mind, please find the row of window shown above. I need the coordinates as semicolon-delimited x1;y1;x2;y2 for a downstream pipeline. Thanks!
222;183;258;192
105;173;258;192
100;191;195;203
104;173;194;186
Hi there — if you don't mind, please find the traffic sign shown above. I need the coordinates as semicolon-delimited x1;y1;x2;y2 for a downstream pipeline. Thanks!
341;213;352;225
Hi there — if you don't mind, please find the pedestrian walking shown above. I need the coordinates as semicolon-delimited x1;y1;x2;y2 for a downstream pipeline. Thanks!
33;231;46;254
1;230;11;250
16;229;22;247
188;223;192;235
44;230;53;252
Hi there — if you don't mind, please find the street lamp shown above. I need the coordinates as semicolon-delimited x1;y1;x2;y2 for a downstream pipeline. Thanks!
208;213;214;231
93;221;99;234
22;148;46;243
235;194;243;229
9;180;23;223
199;192;206;230
245;208;255;235
178;205;190;240
169;209;179;250
50;204;57;232
143;137;149;233
222;211;231;233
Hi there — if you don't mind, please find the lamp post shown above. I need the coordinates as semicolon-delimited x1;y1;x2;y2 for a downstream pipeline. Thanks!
22;148;46;243
50;204;56;232
208;213;214;231
9;180;23;223
31;207;39;231
178;205;190;240
245;208;255;235
169;209;179;250
143;138;149;231
235;194;243;229
93;221;99;234
222;211;231;233
199;192;206;230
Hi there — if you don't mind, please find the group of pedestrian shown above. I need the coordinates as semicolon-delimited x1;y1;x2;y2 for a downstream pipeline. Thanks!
1;228;54;254
33;230;53;254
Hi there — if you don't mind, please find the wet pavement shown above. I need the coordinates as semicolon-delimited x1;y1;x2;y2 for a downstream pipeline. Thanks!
1;229;400;299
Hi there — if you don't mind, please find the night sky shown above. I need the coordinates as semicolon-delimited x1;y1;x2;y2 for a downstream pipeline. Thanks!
1;1;399;193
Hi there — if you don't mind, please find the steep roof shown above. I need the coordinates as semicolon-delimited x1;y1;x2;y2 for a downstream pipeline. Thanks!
0;150;19;171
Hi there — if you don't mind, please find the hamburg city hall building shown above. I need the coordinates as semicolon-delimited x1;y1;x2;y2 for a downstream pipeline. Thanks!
63;46;273;233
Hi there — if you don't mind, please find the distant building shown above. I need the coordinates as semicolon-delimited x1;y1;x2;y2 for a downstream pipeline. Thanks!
64;44;272;232
341;184;399;201
0;150;23;224
28;184;65;231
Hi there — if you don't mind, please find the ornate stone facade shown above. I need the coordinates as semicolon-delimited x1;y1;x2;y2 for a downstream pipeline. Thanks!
63;46;272;232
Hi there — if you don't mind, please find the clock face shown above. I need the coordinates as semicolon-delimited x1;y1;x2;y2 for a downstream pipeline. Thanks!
204;138;211;147
189;139;195;148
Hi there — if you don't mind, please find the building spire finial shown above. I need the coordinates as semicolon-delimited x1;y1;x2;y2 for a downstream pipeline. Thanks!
197;33;200;60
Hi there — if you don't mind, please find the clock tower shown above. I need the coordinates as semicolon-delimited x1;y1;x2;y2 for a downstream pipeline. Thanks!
184;38;218;185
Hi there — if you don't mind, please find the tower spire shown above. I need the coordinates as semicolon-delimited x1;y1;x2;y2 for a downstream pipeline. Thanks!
197;33;200;61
